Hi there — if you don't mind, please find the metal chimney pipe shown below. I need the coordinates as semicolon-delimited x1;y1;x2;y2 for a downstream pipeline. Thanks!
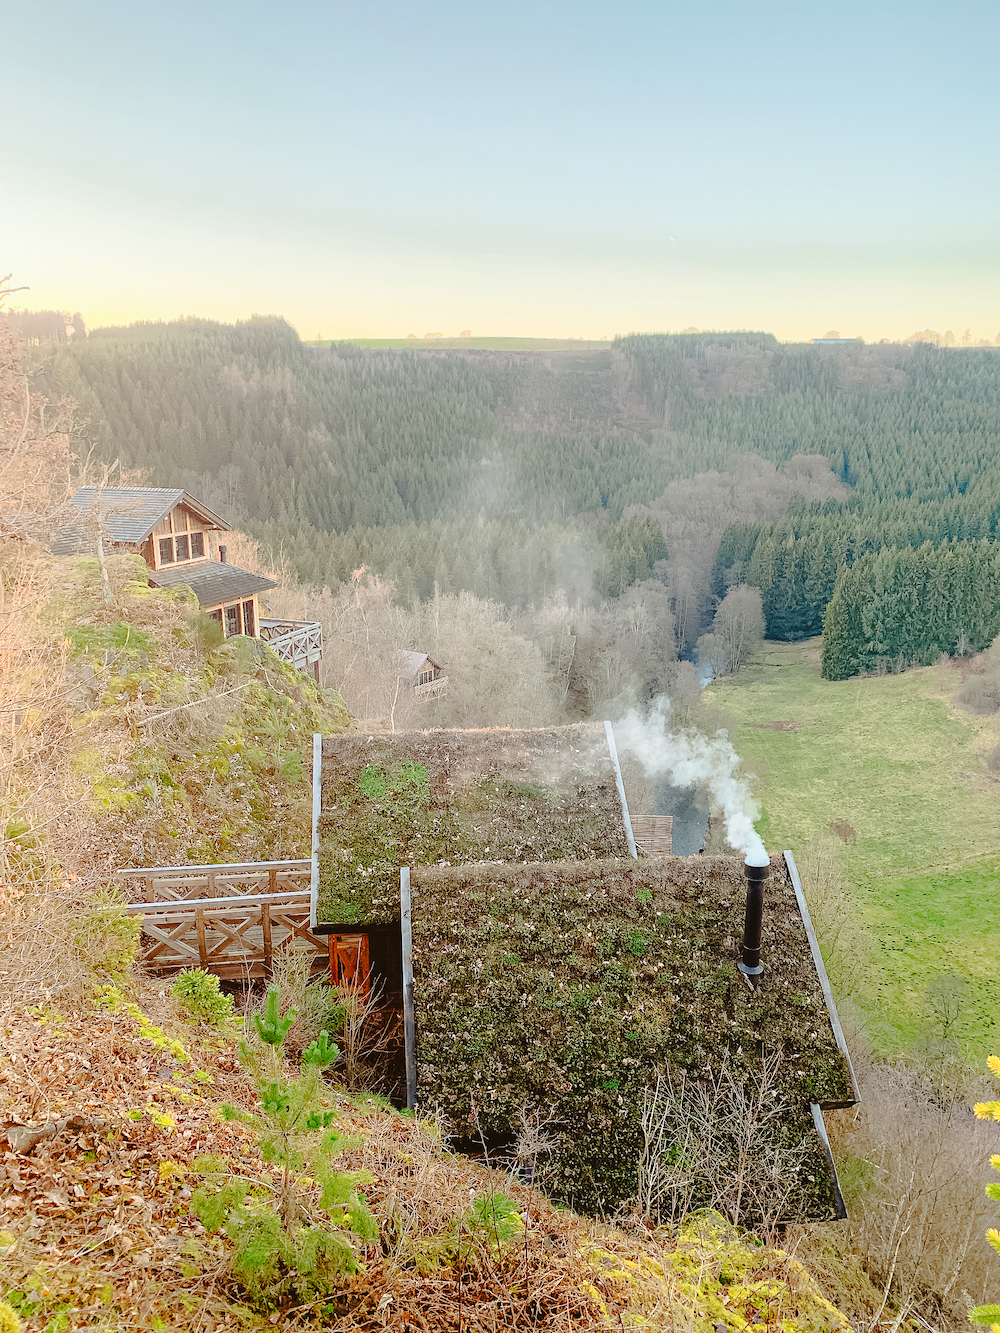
219;544;228;564
738;850;769;986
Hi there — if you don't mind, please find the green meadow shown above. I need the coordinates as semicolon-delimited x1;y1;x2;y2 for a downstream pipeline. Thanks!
705;640;1000;1059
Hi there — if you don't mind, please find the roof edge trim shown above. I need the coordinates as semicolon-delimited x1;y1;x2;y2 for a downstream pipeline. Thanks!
810;1102;849;1221
785;849;860;1106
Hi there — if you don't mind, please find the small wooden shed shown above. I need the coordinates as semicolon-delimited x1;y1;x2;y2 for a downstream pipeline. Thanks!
397;650;448;698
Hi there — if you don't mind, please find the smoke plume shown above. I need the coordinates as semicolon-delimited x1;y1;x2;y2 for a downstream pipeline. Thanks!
615;696;767;860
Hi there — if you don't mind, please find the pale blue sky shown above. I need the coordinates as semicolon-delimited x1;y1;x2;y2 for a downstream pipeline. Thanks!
2;1;997;339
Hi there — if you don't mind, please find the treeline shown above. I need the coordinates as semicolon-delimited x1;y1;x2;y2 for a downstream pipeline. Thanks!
251;513;668;608
33;319;1000;672
711;490;1000;642
35;318;684;531
8;309;86;343
822;540;1000;679
684;337;1000;665
620;334;1000;506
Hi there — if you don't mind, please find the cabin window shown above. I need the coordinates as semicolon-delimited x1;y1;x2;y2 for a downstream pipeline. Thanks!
158;537;174;564
225;604;241;637
242;599;256;637
190;531;205;558
175;533;190;562
417;668;434;685
209;609;222;626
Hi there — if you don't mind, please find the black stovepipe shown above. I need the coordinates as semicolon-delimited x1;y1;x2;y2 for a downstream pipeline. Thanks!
737;852;769;986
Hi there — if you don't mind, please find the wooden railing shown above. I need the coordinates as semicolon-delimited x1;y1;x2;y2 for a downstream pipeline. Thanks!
414;675;448;699
118;859;311;904
125;891;326;979
259;619;323;675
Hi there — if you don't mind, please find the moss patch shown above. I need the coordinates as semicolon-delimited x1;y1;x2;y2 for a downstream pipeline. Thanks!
44;553;351;875
409;856;852;1220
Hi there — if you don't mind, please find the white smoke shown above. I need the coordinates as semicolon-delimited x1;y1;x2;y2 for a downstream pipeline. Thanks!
614;696;767;861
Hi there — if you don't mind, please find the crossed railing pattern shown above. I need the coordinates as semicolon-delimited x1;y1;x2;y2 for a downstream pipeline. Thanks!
259;619;323;670
119;860;325;978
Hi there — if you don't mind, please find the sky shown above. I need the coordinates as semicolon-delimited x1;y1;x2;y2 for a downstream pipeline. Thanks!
2;0;999;341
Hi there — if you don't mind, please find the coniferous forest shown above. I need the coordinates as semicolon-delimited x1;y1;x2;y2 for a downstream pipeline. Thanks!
33;318;1000;680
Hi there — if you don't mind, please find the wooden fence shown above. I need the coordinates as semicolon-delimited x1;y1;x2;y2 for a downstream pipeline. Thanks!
631;815;673;856
125;890;327;979
118;860;323;977
118;859;311;905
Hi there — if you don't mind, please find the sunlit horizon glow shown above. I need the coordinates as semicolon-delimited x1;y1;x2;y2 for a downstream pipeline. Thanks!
3;1;998;343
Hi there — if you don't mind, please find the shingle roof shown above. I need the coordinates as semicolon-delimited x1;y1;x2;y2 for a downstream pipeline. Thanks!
67;487;229;544
148;561;277;607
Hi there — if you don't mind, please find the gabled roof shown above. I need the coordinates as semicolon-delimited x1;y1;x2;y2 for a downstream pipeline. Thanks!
396;650;441;680
148;561;276;607
406;853;855;1220
67;487;229;544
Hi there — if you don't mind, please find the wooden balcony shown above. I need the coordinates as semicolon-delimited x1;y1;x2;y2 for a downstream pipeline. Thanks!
125;891;325;979
118;859;323;978
259;618;323;679
413;674;449;699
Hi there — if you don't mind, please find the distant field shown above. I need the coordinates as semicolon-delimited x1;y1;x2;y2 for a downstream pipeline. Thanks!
303;337;610;351
706;639;1000;1059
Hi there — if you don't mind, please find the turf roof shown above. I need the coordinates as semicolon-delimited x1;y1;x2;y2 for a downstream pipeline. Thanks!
407;854;854;1220
317;723;631;926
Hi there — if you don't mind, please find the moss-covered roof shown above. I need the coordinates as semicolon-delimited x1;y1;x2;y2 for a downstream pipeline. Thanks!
408;854;854;1221
317;724;630;925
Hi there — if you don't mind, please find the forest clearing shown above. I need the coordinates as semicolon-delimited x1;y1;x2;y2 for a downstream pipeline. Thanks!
708;639;1000;1055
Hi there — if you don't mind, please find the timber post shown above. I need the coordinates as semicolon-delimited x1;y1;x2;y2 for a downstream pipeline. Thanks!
400;866;416;1111
261;902;272;972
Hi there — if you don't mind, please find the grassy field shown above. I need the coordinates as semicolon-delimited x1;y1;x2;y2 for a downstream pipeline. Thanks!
303;336;610;351
705;639;1000;1059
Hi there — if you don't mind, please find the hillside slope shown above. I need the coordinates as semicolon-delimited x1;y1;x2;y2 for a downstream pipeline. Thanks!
0;978;863;1333
2;545;348;1006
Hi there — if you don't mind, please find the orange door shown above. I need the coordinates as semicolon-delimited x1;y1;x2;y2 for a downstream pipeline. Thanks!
329;933;370;994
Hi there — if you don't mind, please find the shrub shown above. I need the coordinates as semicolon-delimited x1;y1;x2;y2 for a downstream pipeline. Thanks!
268;943;346;1056
171;968;236;1028
822;1061;1000;1323
0;1300;21;1333
72;889;142;990
957;673;1000;715
971;1056;1000;1331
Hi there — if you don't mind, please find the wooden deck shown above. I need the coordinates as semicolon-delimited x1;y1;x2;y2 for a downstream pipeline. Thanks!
120;860;324;978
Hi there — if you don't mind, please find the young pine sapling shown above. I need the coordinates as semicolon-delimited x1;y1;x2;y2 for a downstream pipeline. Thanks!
191;986;376;1306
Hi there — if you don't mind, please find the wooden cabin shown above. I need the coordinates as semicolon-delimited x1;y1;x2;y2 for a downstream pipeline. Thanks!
397;650;447;698
56;487;323;679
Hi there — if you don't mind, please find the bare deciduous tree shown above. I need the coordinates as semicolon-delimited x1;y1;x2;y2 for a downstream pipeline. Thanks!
637;1053;810;1239
699;584;764;676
